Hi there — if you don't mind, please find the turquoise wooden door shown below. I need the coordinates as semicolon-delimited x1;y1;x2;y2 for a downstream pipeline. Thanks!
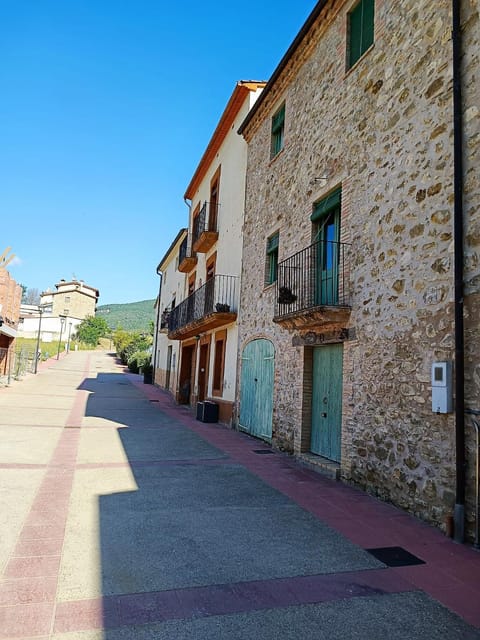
239;339;274;440
311;344;343;461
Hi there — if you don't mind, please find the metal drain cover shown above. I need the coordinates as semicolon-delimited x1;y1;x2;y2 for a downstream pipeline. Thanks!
253;449;275;455
366;546;425;567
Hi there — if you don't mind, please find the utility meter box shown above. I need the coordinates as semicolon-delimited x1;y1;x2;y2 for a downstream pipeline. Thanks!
431;362;453;414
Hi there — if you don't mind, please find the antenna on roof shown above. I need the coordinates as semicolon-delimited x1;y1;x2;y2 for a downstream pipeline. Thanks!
72;273;77;281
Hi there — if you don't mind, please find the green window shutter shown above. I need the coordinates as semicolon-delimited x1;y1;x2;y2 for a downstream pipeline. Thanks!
348;0;375;68
349;2;363;67
271;104;285;158
311;188;342;223
266;233;279;285
267;233;279;254
362;0;375;53
271;104;285;133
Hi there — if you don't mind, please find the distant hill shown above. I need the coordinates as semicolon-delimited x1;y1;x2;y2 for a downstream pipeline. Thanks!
96;299;155;332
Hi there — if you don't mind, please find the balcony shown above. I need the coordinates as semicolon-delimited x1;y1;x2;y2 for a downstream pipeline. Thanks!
159;309;170;333
178;235;197;273
168;275;238;340
192;202;219;253
273;240;351;331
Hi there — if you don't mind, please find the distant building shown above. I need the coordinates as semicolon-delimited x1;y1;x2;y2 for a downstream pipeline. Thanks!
40;279;99;319
153;229;187;395
18;279;100;344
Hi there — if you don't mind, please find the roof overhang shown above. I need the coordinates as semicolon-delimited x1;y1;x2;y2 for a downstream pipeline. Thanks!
184;81;266;200
0;325;17;338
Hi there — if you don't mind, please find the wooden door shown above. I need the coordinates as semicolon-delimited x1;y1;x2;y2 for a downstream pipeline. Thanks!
311;343;343;461
198;343;209;402
239;339;274;440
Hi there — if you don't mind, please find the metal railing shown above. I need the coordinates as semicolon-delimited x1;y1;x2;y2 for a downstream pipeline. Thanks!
192;202;218;246
168;275;238;334
178;235;195;265
0;346;37;385
275;239;350;318
160;309;170;330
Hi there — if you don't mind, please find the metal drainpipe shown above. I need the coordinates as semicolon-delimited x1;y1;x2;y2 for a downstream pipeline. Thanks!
452;0;466;543
152;268;163;385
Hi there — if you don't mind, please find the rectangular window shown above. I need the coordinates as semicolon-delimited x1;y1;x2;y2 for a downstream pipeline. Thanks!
265;232;279;286
212;329;226;396
209;167;220;232
348;0;374;69
65;296;70;303
270;103;285;159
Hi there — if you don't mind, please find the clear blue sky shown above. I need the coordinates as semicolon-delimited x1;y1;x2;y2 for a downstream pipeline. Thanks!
1;0;315;305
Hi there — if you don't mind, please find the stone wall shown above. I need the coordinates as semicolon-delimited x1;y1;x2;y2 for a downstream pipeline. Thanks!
238;0;479;534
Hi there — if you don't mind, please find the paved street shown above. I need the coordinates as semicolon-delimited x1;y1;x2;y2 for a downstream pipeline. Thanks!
0;350;479;639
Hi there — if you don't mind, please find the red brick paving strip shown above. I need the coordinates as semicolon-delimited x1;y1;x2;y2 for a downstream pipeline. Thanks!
0;356;90;639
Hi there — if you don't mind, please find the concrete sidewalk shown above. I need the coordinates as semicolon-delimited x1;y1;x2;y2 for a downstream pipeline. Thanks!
0;350;479;639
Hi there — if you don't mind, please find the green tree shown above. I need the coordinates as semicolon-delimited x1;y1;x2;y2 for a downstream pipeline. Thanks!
113;328;152;364
75;316;109;346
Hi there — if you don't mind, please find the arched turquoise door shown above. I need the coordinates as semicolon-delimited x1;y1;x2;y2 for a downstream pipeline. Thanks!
239;339;274;440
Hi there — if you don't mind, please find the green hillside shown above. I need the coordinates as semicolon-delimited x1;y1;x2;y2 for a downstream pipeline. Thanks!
96;299;155;332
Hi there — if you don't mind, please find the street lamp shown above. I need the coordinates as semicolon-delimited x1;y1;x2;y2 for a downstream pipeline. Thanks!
56;315;66;360
34;306;44;374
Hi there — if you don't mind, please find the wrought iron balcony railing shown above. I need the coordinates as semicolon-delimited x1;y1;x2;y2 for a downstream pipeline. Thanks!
192;202;219;247
274;240;350;319
160;309;170;330
178;235;197;272
168;274;238;335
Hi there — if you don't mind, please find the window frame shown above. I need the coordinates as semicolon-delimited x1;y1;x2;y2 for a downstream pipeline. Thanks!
347;0;375;70
265;232;280;287
212;329;227;397
270;103;285;159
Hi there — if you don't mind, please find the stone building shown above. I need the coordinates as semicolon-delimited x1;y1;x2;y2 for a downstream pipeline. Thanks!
236;0;479;539
18;279;100;344
40;279;99;319
166;81;265;424
153;229;187;395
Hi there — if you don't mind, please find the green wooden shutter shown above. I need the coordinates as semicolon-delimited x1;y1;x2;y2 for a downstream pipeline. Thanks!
349;0;375;68
311;188;342;223
267;233;279;254
362;0;375;53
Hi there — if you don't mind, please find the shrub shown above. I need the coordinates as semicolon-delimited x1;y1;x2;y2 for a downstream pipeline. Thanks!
127;350;150;373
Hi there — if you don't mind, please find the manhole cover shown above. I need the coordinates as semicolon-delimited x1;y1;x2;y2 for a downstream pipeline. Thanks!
366;546;425;567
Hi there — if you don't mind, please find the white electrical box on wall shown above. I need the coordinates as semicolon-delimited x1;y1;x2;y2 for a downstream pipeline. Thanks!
431;362;453;414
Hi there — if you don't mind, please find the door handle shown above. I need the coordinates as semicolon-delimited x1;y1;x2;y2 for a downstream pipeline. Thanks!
321;412;327;418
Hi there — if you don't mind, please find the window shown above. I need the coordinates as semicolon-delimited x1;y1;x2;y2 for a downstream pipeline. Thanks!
65;296;70;303
212;330;226;396
265;232;279;286
206;252;216;281
270;103;285;159
348;0;374;68
209;168;220;232
188;273;196;296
